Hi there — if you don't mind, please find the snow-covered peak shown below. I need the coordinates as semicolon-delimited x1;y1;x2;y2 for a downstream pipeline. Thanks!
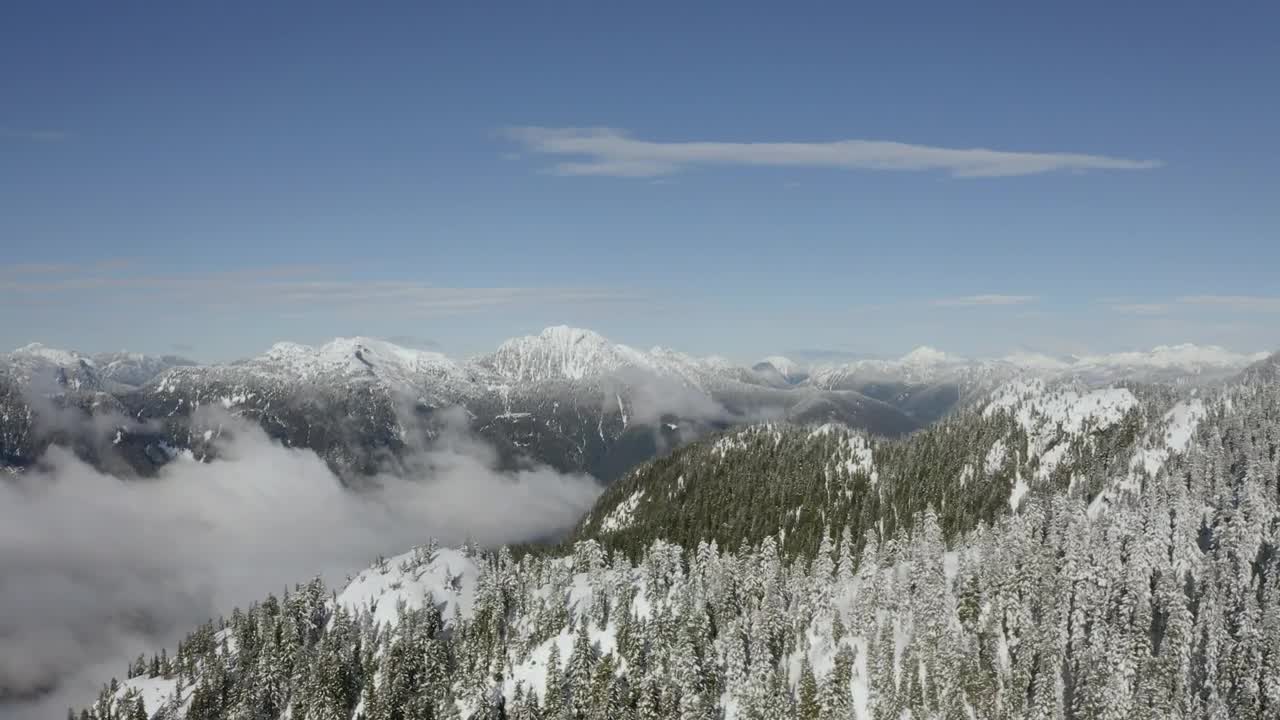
759;355;802;377
10;342;91;367
808;346;977;387
899;345;960;367
251;336;467;387
483;325;652;383
335;546;480;629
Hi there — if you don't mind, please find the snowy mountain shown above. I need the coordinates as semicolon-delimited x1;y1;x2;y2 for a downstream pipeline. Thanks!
0;329;921;481
475;326;653;384
802;342;1266;389
752;355;809;386
74;368;1280;720
2;332;1270;483
806;345;972;387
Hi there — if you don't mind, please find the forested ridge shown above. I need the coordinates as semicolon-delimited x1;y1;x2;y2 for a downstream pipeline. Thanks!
75;377;1280;720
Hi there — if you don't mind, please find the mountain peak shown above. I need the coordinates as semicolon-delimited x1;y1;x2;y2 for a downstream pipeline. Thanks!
10;342;90;367
485;326;641;382
759;355;801;374
537;325;610;344
900;346;958;366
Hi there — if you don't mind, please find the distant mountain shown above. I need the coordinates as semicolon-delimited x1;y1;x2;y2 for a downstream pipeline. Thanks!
800;342;1266;387
2;331;1269;482
751;355;809;386
0;328;920;481
1236;349;1280;385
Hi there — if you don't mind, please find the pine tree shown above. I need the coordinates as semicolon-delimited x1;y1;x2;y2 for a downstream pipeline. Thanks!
797;657;820;720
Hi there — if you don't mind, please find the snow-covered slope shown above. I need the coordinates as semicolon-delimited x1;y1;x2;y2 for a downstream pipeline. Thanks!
473;325;746;391
5;342;104;392
335;546;480;629
251;336;474;393
983;377;1140;508
807;346;972;387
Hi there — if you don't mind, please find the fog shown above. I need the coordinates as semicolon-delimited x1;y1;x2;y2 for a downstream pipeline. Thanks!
0;411;602;719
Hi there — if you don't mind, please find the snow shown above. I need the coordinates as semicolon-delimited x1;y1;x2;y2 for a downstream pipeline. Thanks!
1009;465;1029;512
900;345;958;367
1075;344;1268;372
334;547;479;629
600;489;645;533
808;423;839;439
485;326;654;383
256;336;467;387
808;346;970;386
810;424;878;485
479;325;746;396
507;623;621;703
713;426;771;459
807;342;1265;388
1104;398;1209;511
10;342;87;367
986;378;1139;509
117;675;181;716
758;354;805;380
984;439;1007;475
837;433;877;484
985;378;1137;438
1163;398;1206;452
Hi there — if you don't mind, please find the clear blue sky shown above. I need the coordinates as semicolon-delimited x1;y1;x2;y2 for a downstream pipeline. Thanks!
2;1;1277;361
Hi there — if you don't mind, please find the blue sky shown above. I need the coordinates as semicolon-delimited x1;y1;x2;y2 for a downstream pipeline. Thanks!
2;1;1277;362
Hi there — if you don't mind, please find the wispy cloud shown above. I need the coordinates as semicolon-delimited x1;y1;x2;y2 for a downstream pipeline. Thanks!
0;126;69;142
1177;295;1280;312
502;126;1162;179
933;294;1038;307
1111;302;1170;316
0;263;640;316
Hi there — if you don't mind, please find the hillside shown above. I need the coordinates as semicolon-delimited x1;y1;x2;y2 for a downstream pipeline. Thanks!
568;377;1197;559
73;372;1280;720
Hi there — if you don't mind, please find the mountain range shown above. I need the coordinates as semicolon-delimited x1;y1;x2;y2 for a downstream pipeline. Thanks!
62;340;1280;720
1;328;1270;483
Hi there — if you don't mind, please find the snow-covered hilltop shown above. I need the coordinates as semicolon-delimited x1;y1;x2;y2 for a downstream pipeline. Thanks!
86;369;1280;719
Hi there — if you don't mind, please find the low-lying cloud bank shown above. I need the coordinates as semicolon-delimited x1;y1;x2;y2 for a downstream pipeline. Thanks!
0;411;601;719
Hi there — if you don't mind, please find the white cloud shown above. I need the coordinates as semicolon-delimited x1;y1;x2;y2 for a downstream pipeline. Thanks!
0;410;600;719
933;294;1038;307
502;126;1162;179
1177;295;1280;312
0;264;639;317
1111;303;1171;315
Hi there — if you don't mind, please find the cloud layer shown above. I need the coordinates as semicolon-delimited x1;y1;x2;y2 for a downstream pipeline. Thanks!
0;411;601;719
503;127;1162;178
933;294;1038;307
0;263;639;318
